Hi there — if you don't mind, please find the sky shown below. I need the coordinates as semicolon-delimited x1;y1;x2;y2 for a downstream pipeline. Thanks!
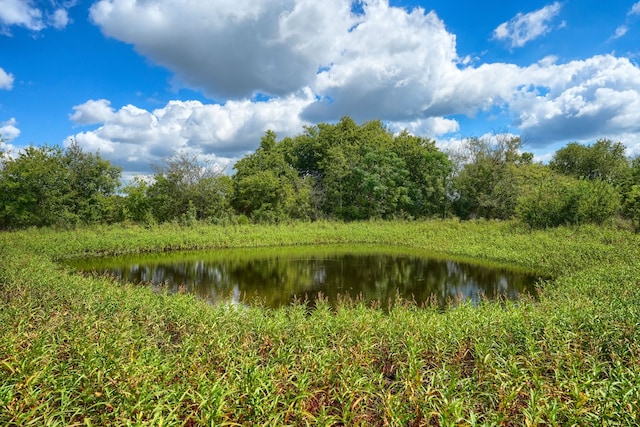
2;0;640;178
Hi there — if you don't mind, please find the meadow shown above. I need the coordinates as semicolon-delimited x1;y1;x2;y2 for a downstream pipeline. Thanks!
1;220;639;426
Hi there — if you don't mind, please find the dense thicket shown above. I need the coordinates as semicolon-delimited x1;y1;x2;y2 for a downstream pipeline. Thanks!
1;118;639;229
233;118;451;221
0;141;122;228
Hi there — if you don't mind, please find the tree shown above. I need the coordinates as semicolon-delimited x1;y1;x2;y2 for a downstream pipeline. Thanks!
390;131;451;218
232;131;312;222
0;143;122;228
147;152;231;223
123;177;153;223
549;139;630;185
619;157;640;230
623;184;640;232
517;174;621;228
0;145;70;228
64;140;122;223
452;134;531;220
276;117;451;220
321;144;411;220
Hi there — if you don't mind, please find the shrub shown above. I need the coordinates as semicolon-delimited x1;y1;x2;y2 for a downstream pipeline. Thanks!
517;175;620;228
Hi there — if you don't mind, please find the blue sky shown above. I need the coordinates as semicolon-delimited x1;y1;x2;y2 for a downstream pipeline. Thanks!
2;0;640;177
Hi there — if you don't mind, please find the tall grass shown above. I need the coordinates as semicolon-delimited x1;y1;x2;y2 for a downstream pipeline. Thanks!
1;220;639;425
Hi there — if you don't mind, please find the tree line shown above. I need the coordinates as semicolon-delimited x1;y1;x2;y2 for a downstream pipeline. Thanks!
2;116;640;230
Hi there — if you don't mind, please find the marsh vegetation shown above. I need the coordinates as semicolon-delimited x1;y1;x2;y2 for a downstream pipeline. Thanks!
1;221;639;425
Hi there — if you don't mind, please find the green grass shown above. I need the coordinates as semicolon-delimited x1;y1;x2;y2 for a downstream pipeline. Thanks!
1;220;639;425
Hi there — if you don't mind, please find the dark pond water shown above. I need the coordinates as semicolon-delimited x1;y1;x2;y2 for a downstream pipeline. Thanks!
70;245;540;309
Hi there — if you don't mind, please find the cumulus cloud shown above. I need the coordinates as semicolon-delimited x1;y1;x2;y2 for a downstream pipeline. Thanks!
305;3;464;122
388;117;460;137
0;0;44;32
86;1;499;152
0;118;20;141
493;2;563;48
90;0;356;99
0;67;13;89
78;0;640;165
67;91;315;174
510;55;640;147
51;8;70;29
0;0;74;34
70;99;115;125
629;2;640;16
302;2;525;126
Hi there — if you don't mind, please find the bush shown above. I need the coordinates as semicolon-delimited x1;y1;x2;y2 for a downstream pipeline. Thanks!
517;176;620;228
623;184;640;232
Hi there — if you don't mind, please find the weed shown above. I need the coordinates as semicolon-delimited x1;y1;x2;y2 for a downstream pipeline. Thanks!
1;220;639;425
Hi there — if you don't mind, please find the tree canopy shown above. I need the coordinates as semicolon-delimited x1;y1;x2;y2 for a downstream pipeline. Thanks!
549;139;630;184
231;117;451;222
1;121;638;230
0;142;121;228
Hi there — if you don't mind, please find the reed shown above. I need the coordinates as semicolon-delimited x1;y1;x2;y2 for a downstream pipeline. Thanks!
1;220;639;425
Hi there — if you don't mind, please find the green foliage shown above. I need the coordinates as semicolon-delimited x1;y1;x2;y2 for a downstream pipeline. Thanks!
0;143;121;228
250;117;450;221
180;200;198;226
618;157;640;226
3;119;639;232
199;174;234;222
517;175;571;229
548;139;637;227
232;131;312;222
123;177;152;223
623;184;640;232
99;195;127;224
549;138;630;184
517;174;621;228
147;153;232;223
391;131;451;218
64;140;122;223
0;145;70;228
577;179;622;224
324;144;411;220
2;221;640;424
452;135;531;219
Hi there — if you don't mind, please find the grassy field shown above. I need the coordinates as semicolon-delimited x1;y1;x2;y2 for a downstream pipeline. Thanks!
1;220;639;426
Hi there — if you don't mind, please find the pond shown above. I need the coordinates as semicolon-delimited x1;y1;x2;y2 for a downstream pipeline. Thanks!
70;245;541;309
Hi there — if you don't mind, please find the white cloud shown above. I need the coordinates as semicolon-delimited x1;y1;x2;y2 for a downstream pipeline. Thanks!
304;3;465;122
0;67;13;89
88;1;477;135
0;118;20;141
493;2;563;48
0;0;73;34
0;0;44;32
612;25;628;39
51;8;70;29
510;55;640;149
90;0;356;98
70;99;115;125
78;0;640;167
388;117;460;137
67;91;315;174
83;0;528;126
611;3;640;41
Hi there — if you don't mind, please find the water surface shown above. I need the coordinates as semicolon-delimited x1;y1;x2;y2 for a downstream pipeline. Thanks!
71;245;540;309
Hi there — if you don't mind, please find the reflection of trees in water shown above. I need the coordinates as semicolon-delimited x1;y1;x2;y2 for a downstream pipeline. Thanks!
94;252;538;309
